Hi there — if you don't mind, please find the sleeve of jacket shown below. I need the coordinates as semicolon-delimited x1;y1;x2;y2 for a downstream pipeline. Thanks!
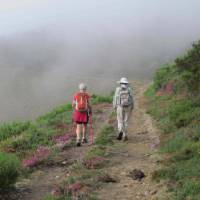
113;87;119;109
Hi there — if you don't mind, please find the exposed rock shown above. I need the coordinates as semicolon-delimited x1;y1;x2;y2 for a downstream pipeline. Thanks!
128;169;145;181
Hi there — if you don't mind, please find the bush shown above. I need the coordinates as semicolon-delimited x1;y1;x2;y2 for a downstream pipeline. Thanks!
0;152;20;188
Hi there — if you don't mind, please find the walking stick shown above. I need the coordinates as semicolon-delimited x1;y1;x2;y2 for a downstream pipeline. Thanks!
89;114;94;145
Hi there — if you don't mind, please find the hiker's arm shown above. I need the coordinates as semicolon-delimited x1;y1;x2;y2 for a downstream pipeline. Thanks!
72;96;76;109
113;88;119;110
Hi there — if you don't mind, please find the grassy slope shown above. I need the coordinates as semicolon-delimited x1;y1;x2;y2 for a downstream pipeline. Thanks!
0;94;112;189
145;41;200;200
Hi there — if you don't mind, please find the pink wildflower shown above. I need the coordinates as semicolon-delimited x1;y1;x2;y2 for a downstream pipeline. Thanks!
22;146;51;168
52;133;72;144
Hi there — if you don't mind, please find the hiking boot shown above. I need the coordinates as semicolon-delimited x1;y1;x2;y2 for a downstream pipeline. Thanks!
76;141;81;147
123;136;128;141
82;138;88;143
117;132;123;140
76;139;81;147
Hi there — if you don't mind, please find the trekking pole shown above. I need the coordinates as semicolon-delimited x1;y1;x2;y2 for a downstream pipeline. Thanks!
89;114;94;145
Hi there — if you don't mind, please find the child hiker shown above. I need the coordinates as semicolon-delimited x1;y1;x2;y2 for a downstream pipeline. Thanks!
72;83;92;146
113;77;134;141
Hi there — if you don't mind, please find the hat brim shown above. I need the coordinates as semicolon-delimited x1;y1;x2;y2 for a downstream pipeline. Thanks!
117;81;129;84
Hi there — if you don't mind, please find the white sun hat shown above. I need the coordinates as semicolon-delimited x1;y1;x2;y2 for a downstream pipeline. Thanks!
117;77;129;84
79;83;87;90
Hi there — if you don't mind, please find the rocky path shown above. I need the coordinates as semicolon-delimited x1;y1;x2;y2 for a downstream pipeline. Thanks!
97;81;170;200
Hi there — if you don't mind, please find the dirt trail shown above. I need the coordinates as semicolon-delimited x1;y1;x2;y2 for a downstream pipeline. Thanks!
97;81;170;200
17;104;112;200
13;81;170;200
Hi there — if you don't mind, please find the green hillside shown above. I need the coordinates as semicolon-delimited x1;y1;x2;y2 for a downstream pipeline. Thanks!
145;40;200;200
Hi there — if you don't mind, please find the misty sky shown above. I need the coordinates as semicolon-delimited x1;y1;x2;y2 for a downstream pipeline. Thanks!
1;0;200;77
1;0;200;121
0;1;200;39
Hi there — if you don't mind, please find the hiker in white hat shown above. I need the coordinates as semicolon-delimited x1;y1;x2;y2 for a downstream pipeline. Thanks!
113;77;134;141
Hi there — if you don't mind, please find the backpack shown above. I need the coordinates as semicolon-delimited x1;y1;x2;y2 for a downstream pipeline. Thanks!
119;88;133;107
75;92;88;112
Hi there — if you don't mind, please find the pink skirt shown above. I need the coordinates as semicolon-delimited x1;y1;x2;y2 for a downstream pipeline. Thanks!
73;110;89;124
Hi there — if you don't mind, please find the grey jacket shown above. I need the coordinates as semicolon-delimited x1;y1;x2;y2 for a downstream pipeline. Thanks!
113;86;134;109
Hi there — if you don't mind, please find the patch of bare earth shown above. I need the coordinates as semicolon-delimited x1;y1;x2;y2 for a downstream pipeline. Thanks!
97;81;171;200
16;104;112;200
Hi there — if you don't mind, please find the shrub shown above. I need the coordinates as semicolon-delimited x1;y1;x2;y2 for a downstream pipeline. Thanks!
0;152;20;188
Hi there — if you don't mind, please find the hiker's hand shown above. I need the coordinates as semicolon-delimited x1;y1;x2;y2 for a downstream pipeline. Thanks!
88;105;92;115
